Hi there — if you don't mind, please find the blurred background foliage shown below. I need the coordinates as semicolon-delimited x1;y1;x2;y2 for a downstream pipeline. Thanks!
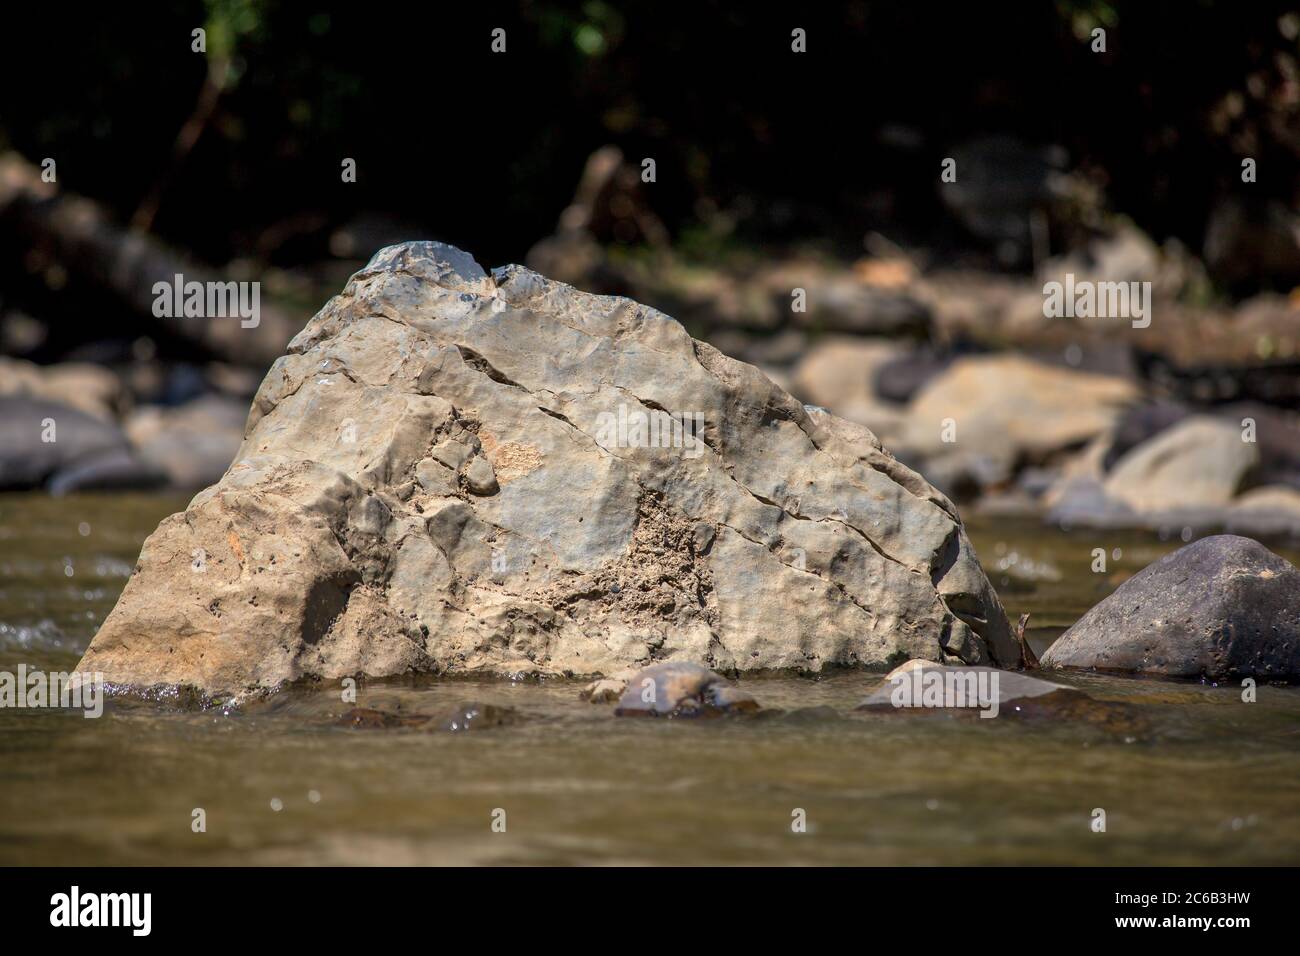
3;0;1296;274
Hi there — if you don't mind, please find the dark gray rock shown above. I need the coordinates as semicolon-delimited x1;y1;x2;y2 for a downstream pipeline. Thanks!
0;396;162;492
1041;535;1300;681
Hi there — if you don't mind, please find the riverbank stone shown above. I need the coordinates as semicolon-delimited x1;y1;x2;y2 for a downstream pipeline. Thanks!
1041;535;1300;681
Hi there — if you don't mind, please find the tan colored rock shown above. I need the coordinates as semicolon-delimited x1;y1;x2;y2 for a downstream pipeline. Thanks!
0;357;126;421
124;395;246;489
1102;416;1257;512
79;242;1016;701
900;355;1138;490
789;336;907;446
1233;485;1300;515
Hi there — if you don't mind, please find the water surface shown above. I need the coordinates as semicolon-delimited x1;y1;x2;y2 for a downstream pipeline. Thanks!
2;494;1297;865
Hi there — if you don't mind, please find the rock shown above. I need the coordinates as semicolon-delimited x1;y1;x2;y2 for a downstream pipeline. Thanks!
1037;225;1167;310
334;706;430;729
77;241;1016;700
789;337;907;446
758;263;931;337
856;658;1142;729
1040;535;1300;681
463;456;498;496
1050;407;1300;534
898;355;1137;494
1101;399;1193;470
871;348;952;404
1101;416;1257;513
1225;403;1300;489
0;396;163;492
0;357;127;421
124;395;246;490
1228;486;1300;538
856;660;1086;715
581;677;627;703
613;662;759;717
705;329;808;370
46;446;167;495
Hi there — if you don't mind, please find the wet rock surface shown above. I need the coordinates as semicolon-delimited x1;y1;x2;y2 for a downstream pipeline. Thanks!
1041;535;1300;681
856;659;1145;731
77;241;1015;699
856;660;1084;712
613;662;760;717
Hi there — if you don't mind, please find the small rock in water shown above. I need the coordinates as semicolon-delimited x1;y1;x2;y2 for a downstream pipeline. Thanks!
857;661;1082;714
856;659;1144;731
581;677;627;703
1040;534;1300;681
614;662;760;718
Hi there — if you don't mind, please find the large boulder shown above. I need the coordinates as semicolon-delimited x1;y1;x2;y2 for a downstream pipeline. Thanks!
78;242;1016;700
1041;535;1300;681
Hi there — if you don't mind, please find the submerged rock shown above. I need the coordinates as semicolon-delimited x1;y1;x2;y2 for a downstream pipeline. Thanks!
856;660;1086;715
1041;535;1300;681
613;662;759;717
856;659;1143;730
77;241;1015;699
335;701;518;731
427;701;520;731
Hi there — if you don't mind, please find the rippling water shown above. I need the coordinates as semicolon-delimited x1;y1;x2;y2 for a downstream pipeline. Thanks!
1;494;1297;865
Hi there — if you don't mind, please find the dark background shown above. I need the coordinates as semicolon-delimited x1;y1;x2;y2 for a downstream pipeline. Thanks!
4;0;1296;274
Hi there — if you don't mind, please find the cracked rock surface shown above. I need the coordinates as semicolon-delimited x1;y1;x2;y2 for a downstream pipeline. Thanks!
78;241;1016;700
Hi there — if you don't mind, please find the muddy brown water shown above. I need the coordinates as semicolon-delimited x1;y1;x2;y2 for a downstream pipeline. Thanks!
1;493;1297;865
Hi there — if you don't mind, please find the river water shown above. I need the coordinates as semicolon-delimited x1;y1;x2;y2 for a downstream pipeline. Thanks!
2;493;1297;864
